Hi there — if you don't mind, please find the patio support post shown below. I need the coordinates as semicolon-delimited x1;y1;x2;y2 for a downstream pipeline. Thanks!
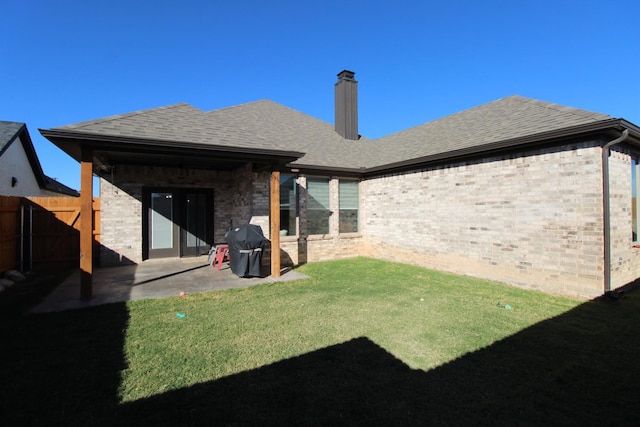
80;146;94;299
270;171;281;278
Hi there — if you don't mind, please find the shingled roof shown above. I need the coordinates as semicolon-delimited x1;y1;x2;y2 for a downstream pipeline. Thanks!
365;95;615;170
0;121;26;153
46;94;629;174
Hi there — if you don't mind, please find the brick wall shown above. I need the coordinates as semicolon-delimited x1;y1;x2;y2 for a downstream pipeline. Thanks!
248;171;270;237
100;164;257;266
608;147;640;288
285;175;363;264
360;141;606;298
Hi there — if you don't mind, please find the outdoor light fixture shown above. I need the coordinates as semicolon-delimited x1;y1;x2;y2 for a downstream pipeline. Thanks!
11;177;18;187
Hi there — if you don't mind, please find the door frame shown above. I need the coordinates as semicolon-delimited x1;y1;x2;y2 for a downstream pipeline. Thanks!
142;187;214;260
180;189;214;257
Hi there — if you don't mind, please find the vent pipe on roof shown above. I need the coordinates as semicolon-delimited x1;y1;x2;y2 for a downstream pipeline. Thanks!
335;70;358;140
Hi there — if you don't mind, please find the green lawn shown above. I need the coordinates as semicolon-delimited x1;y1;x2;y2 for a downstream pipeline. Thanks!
1;257;639;425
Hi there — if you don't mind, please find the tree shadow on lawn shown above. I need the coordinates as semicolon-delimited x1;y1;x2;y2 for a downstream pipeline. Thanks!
2;293;640;426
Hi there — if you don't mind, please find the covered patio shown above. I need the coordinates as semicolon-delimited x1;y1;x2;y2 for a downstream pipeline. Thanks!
40;122;306;301
32;257;307;313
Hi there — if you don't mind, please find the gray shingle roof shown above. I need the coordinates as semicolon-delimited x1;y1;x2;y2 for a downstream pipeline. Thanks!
365;95;612;168
58;103;274;150
0;121;25;153
52;95;615;172
204;100;371;168
55;100;372;169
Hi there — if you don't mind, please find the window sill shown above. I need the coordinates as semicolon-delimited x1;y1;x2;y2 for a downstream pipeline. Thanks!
304;233;362;241
307;234;332;241
338;232;362;239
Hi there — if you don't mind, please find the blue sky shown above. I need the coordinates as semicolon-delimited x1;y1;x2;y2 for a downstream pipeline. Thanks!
2;0;639;192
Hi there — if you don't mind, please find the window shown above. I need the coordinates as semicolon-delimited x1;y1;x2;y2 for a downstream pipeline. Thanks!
633;158;639;242
339;179;359;233
280;175;297;236
307;178;330;234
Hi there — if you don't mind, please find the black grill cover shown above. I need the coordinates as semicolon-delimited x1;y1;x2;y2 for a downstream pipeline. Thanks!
225;224;268;277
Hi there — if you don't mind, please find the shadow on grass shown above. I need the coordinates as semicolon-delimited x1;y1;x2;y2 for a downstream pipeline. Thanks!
0;303;129;426
2;292;640;425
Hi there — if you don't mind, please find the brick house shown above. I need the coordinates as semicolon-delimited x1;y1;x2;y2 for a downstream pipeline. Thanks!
41;71;640;298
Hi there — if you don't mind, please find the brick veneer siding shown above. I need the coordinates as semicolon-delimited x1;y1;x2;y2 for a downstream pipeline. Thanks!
271;175;364;266
294;176;363;263
97;142;640;298
99;164;260;266
360;141;609;299
247;171;270;237
608;147;640;289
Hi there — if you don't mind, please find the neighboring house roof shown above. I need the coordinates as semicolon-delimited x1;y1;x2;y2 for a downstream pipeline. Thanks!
0;121;79;197
43;175;80;197
41;95;640;176
0;121;26;151
1;121;47;188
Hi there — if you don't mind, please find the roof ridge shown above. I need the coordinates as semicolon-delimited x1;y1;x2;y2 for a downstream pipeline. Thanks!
506;95;611;120
376;94;610;141
0;120;25;126
58;103;197;129
206;99;275;114
205;98;286;113
207;99;337;127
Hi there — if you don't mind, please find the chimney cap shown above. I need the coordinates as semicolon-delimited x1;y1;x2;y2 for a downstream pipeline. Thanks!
337;70;356;80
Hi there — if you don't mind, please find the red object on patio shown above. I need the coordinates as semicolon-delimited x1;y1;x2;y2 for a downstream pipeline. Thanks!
210;244;230;271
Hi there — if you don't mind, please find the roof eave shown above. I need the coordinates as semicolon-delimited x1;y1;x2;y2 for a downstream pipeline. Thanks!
282;163;367;177
364;119;639;177
39;128;305;165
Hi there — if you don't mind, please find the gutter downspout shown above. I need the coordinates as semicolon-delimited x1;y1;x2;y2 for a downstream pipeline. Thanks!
602;128;630;295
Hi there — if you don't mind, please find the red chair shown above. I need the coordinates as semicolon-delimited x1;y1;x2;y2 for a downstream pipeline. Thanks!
210;244;230;271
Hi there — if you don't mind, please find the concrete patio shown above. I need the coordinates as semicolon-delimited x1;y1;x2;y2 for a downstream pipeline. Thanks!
32;257;308;313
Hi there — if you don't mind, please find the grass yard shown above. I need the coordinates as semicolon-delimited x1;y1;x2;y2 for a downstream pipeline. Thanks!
1;257;639;425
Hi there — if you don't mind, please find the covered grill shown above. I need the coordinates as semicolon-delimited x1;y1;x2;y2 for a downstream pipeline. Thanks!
225;224;268;277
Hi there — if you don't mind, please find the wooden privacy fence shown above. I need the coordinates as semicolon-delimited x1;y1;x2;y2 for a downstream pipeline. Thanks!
0;196;101;273
0;196;21;273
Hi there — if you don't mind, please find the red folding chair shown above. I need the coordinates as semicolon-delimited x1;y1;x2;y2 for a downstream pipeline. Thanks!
210;244;230;271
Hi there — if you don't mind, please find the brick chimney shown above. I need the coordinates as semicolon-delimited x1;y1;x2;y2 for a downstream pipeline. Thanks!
334;70;358;140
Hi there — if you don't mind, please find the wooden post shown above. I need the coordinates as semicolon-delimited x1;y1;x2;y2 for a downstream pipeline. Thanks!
270;171;281;278
80;147;93;299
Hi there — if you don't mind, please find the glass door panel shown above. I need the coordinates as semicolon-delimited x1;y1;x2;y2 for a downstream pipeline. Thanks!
144;188;212;260
151;192;174;249
146;190;179;258
183;192;210;256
